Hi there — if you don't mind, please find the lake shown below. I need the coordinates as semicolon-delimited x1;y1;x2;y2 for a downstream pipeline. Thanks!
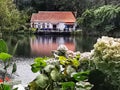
1;34;98;85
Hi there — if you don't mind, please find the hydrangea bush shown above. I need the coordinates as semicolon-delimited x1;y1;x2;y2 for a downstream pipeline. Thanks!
92;36;120;89
29;45;92;90
29;36;120;90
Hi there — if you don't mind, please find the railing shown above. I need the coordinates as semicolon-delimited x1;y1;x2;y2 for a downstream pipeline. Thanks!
36;29;73;32
35;30;73;35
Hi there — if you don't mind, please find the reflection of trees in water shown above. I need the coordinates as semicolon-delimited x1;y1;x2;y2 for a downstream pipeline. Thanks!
2;34;31;57
75;35;99;52
16;37;31;57
2;34;99;57
75;36;83;52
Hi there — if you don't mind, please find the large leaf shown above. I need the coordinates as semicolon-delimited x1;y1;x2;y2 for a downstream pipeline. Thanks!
62;82;75;90
31;63;41;73
29;81;40;90
0;39;8;53
31;57;47;73
34;57;47;66
0;52;12;62
0;84;11;90
59;56;67;65
72;59;80;68
35;74;49;88
73;71;90;81
50;69;60;81
12;63;17;74
66;65;76;75
44;65;55;73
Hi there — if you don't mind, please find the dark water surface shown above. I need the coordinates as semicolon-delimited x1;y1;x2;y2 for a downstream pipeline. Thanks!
2;34;98;57
1;34;98;85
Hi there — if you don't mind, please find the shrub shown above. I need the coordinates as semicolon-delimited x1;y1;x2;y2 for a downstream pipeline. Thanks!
29;45;92;90
92;36;120;89
0;39;17;90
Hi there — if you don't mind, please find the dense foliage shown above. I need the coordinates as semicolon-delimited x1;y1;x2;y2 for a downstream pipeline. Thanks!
29;45;92;90
1;0;120;32
13;0;120;18
0;0;28;32
14;0;89;16
78;5;120;33
28;36;120;90
92;36;120;89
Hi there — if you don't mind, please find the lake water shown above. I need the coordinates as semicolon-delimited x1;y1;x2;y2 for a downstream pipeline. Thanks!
1;34;98;85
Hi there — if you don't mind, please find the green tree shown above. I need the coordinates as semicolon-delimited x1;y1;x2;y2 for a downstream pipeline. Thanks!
78;5;120;34
0;0;27;31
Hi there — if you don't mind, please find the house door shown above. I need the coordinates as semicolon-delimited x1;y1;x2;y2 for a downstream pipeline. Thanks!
53;25;56;30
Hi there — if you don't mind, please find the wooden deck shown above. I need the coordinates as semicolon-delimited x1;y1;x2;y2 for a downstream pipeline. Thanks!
34;30;72;35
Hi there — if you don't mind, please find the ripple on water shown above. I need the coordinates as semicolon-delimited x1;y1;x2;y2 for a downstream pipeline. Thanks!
12;57;39;86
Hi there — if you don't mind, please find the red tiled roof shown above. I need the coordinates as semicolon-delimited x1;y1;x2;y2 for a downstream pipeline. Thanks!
31;11;76;23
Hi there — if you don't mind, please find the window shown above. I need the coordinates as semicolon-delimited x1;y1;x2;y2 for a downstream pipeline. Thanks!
42;23;45;28
47;23;49;28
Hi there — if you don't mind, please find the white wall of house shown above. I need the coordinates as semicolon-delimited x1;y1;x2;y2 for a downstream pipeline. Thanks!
31;22;76;30
49;23;53;29
31;22;53;29
73;23;77;31
57;23;65;31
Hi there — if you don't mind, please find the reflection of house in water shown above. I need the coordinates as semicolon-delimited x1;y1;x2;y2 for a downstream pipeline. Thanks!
30;36;75;56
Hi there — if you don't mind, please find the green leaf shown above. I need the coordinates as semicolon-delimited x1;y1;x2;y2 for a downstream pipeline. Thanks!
44;65;55;73
0;52;12;62
66;65;76;75
72;59;80;68
31;57;47;73
50;69;60;81
35;74;49;88
59;56;67;65
73;71;90;81
31;64;40;73
4;63;10;69
13;88;18;90
29;81;40;90
62;82;75;90
12;63;17;74
0;84;11;90
0;39;8;53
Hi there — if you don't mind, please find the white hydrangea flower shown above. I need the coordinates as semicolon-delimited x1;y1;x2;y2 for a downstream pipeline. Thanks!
93;36;120;61
80;52;92;60
57;44;68;51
